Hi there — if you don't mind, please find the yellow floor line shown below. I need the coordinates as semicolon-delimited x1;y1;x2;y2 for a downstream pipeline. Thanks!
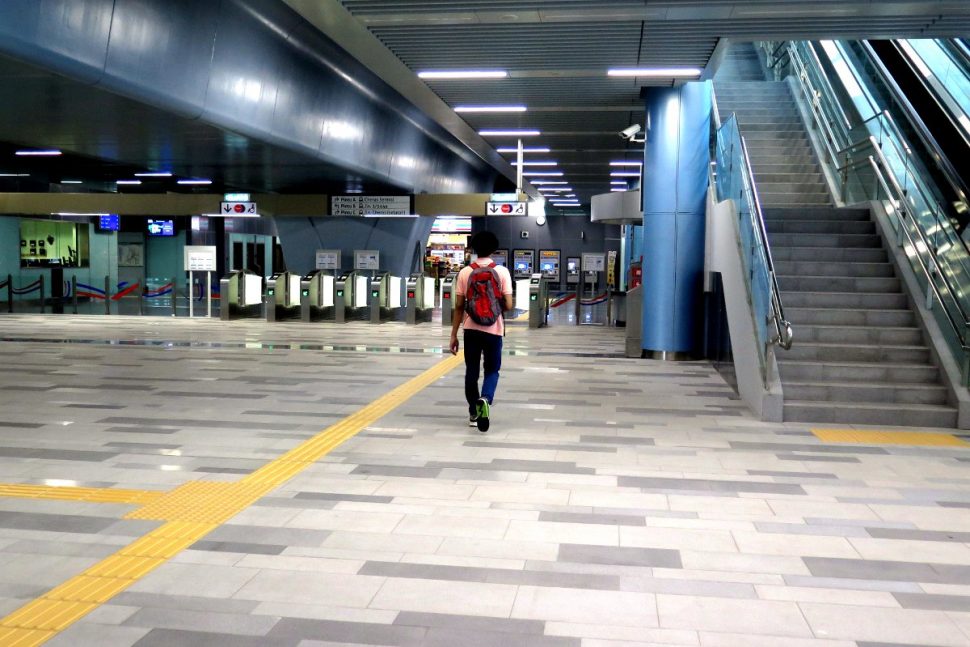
813;428;970;447
0;353;464;645
0;484;164;505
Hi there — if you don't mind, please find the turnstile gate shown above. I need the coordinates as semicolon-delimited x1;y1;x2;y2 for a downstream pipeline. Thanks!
334;271;369;323
219;269;263;320
405;273;435;324
265;271;301;322
528;273;550;329
300;270;336;322
440;273;457;325
369;273;404;324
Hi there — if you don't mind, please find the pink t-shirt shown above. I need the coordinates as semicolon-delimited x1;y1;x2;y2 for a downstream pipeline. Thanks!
456;258;513;336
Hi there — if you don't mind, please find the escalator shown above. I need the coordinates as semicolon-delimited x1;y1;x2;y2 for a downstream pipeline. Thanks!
854;38;970;234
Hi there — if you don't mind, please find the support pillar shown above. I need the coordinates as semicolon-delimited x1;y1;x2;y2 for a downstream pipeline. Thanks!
640;82;712;358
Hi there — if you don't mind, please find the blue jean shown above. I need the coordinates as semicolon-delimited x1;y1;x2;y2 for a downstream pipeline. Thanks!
464;329;503;414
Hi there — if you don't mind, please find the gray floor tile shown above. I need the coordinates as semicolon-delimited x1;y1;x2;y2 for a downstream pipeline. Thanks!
892;592;970;611
558;544;682;568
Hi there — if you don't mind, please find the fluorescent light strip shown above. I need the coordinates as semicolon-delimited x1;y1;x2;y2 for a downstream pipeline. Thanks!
455;105;525;113
610;161;642;166
135;172;173;177
418;70;507;79
116;180;142;185
522;171;563;177
497;147;550;153
610;180;628;185
611;188;628;192
511;161;557;166
479;129;540;136
178;179;212;185
530;180;568;185
608;67;703;77
60;180;82;184
611;171;640;177
0;173;28;177
52;212;109;216
16;149;62;156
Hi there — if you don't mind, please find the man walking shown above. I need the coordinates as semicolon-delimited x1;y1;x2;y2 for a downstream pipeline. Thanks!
449;231;514;432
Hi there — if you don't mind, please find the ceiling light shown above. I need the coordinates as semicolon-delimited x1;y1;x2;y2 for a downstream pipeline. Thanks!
611;188;628;192
16;149;62;156
116;180;142;185
564;194;577;198
479;130;540;137
135;172;173;177
0;173;28;177
608;67;703;77
530;180;568;185
610;161;643;166
522;171;563;177
418;70;508;79
611;171;640;177
455;105;526;113
497;147;550;153
52;212;110;216
60;180;82;184
178;179;212;185
512;161;557;166
610;180;628;185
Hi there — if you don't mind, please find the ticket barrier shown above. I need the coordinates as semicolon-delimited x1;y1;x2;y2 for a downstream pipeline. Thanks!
300;270;335;322
369;273;403;324
265;271;301;322
405;273;435;324
219;269;263;320
514;278;531;314
528;273;550;329
440;273;457;325
334;271;369;323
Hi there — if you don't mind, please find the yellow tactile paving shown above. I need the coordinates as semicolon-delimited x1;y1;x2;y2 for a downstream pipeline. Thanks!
0;483;164;505
813;428;970;447
0;353;463;645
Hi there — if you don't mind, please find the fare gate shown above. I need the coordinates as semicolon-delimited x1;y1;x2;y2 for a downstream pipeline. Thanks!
219;270;263;320
440;273;457;326
369;273;404;324
300;270;336;322
405;273;435;324
265;271;301;322
334;271;369;323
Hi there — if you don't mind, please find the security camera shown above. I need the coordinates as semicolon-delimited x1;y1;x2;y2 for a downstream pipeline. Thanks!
619;124;642;140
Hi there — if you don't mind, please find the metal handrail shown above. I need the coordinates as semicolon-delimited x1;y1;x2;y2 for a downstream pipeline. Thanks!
735;126;793;350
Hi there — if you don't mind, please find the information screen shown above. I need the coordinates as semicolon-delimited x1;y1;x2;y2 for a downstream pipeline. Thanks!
147;219;174;236
97;215;120;231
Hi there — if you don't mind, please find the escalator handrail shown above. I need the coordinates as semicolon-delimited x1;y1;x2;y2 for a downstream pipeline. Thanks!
860;40;970;205
786;43;849;167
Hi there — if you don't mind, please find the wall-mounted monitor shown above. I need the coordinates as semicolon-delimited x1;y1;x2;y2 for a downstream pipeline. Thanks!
147;219;174;236
97;215;119;231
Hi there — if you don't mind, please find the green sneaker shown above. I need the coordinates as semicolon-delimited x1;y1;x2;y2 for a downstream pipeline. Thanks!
475;398;490;432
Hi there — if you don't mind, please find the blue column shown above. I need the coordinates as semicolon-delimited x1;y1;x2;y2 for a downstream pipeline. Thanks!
640;81;712;356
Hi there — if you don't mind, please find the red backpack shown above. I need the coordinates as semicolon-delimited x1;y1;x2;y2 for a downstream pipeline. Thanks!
465;261;503;326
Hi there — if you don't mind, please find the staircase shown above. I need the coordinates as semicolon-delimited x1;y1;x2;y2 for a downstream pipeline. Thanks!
715;44;958;428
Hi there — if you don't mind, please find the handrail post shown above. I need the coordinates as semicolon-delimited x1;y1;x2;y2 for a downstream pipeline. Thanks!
6;274;11;313
39;275;45;314
104;275;110;315
172;277;177;317
72;276;78;314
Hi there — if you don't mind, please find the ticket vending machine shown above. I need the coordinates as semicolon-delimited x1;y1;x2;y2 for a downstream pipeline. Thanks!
334;270;368;322
300;270;336;322
405;273;435;324
369;273;404;324
265;271;302;322
440;273;457;326
219;269;263;320
528;273;550;329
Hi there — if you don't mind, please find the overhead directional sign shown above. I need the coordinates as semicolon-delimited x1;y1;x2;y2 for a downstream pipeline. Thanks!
486;201;527;216
332;195;411;216
220;201;257;215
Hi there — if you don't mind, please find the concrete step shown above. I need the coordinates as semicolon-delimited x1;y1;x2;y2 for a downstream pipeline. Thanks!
785;307;915;327
778;360;939;384
758;184;830;199
730;118;804;128
772;246;888;262
777;275;900;293
768;233;882;248
754;172;828;184
782;291;908;309
760;195;834;207
743;132;809;142
753;163;824;175
763;207;871;221
783;342;930;364
766;220;875;235
796;324;923;345
774;260;894;277
783;400;957;427
785;381;949;405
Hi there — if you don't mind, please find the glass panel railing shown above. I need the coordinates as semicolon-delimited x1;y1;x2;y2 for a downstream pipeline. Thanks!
714;113;792;386
901;39;970;139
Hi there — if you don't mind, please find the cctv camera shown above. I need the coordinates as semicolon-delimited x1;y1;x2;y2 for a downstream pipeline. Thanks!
619;124;642;140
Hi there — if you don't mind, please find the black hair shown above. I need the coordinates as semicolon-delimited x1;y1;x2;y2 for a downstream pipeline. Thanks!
470;231;499;257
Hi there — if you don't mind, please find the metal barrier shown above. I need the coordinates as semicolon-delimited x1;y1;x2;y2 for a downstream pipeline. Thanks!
265;271;301;322
405;273;435;324
440;273;457;326
219;270;263;320
300;270;336;322
527;273;550;329
369;273;403;324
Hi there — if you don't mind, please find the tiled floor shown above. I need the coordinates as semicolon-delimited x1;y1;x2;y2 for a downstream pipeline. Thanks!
1;314;969;646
